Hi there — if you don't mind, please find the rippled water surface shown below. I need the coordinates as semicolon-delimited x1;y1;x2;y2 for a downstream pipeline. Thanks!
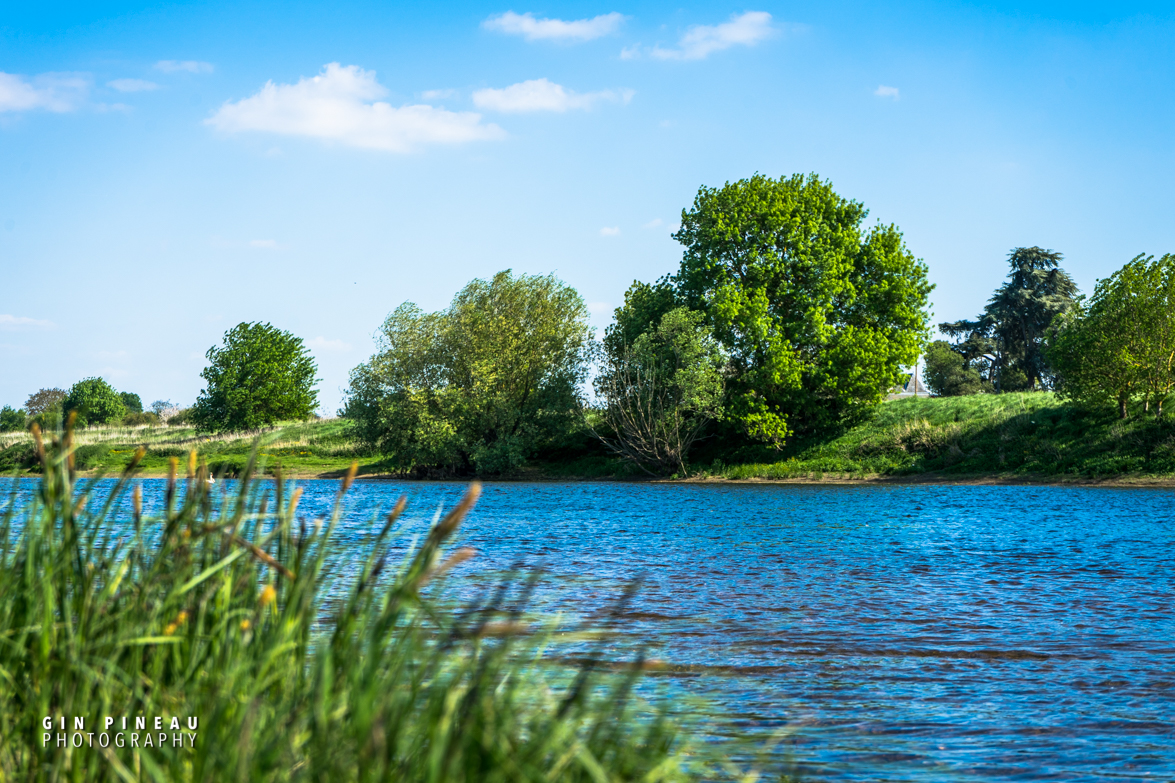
6;478;1174;780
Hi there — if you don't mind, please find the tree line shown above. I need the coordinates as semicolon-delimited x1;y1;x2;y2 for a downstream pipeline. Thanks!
923;249;1175;419
343;173;935;475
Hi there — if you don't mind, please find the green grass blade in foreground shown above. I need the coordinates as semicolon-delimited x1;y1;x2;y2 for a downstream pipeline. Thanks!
0;428;776;781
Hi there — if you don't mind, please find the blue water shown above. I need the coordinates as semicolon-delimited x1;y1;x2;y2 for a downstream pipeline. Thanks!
5;478;1174;781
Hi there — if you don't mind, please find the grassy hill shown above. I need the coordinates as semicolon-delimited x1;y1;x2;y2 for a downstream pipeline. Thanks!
708;392;1175;483
2;393;1172;482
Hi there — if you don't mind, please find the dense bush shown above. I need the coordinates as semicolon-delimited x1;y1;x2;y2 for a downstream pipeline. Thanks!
122;410;161;426
193;322;319;432
344;270;591;476
63;377;126;426
23;388;65;417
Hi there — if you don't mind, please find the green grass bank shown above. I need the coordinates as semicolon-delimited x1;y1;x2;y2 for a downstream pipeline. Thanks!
2;393;1173;483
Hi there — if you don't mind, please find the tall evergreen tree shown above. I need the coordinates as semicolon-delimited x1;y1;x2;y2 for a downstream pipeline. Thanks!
940;247;1078;391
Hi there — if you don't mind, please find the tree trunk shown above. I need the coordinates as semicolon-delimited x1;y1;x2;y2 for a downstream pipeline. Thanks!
1118;394;1128;419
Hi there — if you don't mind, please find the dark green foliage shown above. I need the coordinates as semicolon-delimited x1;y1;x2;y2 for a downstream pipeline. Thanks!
0;406;24;432
0;434;726;781
669;173;933;445
344;271;592;476
119;391;143;413
23;388;65;416
923;340;990;397
192;322;319;433
940;247;1078;391
603;278;679;358
63;377;126;426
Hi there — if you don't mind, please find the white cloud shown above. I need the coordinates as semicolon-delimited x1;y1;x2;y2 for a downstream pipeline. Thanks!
483;11;624;42
206;63;505;153
599;226;620;236
421;88;456;100
641;218;663;229
307;336;352;353
249;239;278;248
155;60;214;74
0;72;88;112
587;301;612;315
619;45;641;60
473;78;632;113
652;11;775;60
108;78;160;92
874;85;900;99
0;314;54;329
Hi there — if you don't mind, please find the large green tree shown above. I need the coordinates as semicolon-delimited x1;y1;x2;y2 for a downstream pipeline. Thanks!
63;378;126;426
192;322;319;432
668;173;932;445
1051;253;1175;418
0;406;25;432
24;388;65;417
344;270;592;475
940;247;1078;391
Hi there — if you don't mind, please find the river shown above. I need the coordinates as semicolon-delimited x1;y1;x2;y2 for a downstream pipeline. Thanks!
5;478;1173;780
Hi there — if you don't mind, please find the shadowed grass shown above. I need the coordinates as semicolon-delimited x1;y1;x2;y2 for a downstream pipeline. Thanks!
0;420;767;781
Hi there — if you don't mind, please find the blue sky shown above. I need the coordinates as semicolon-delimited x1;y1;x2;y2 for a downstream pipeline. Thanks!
2;1;1173;413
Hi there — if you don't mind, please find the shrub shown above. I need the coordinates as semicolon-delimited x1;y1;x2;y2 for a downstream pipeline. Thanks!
122;410;161;426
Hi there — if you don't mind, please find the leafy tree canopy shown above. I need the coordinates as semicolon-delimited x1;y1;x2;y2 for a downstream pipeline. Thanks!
192;322;319;433
344;270;592;475
0;406;25;432
940;247;1078;391
119;392;143;414
593;306;725;475
923;340;991;397
668;173;933;445
64;378;126;426
24;388;66;416
1051;253;1175;418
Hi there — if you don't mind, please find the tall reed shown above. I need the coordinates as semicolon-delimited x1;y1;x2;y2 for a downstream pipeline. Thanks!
0;418;725;782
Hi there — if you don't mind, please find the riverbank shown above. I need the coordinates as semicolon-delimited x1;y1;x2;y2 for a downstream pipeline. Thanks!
2;393;1172;484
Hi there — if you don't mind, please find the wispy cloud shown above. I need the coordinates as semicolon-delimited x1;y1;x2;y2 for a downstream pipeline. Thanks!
874;85;900;99
651;11;775;60
0;314;54;329
107;78;159;93
249;239;278;249
307;336;352;352
641;218;663;229
0;72;88;112
155;60;214;74
206;63;505;153
483;11;625;42
420;88;456;101
473;78;632;113
599;226;620;236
